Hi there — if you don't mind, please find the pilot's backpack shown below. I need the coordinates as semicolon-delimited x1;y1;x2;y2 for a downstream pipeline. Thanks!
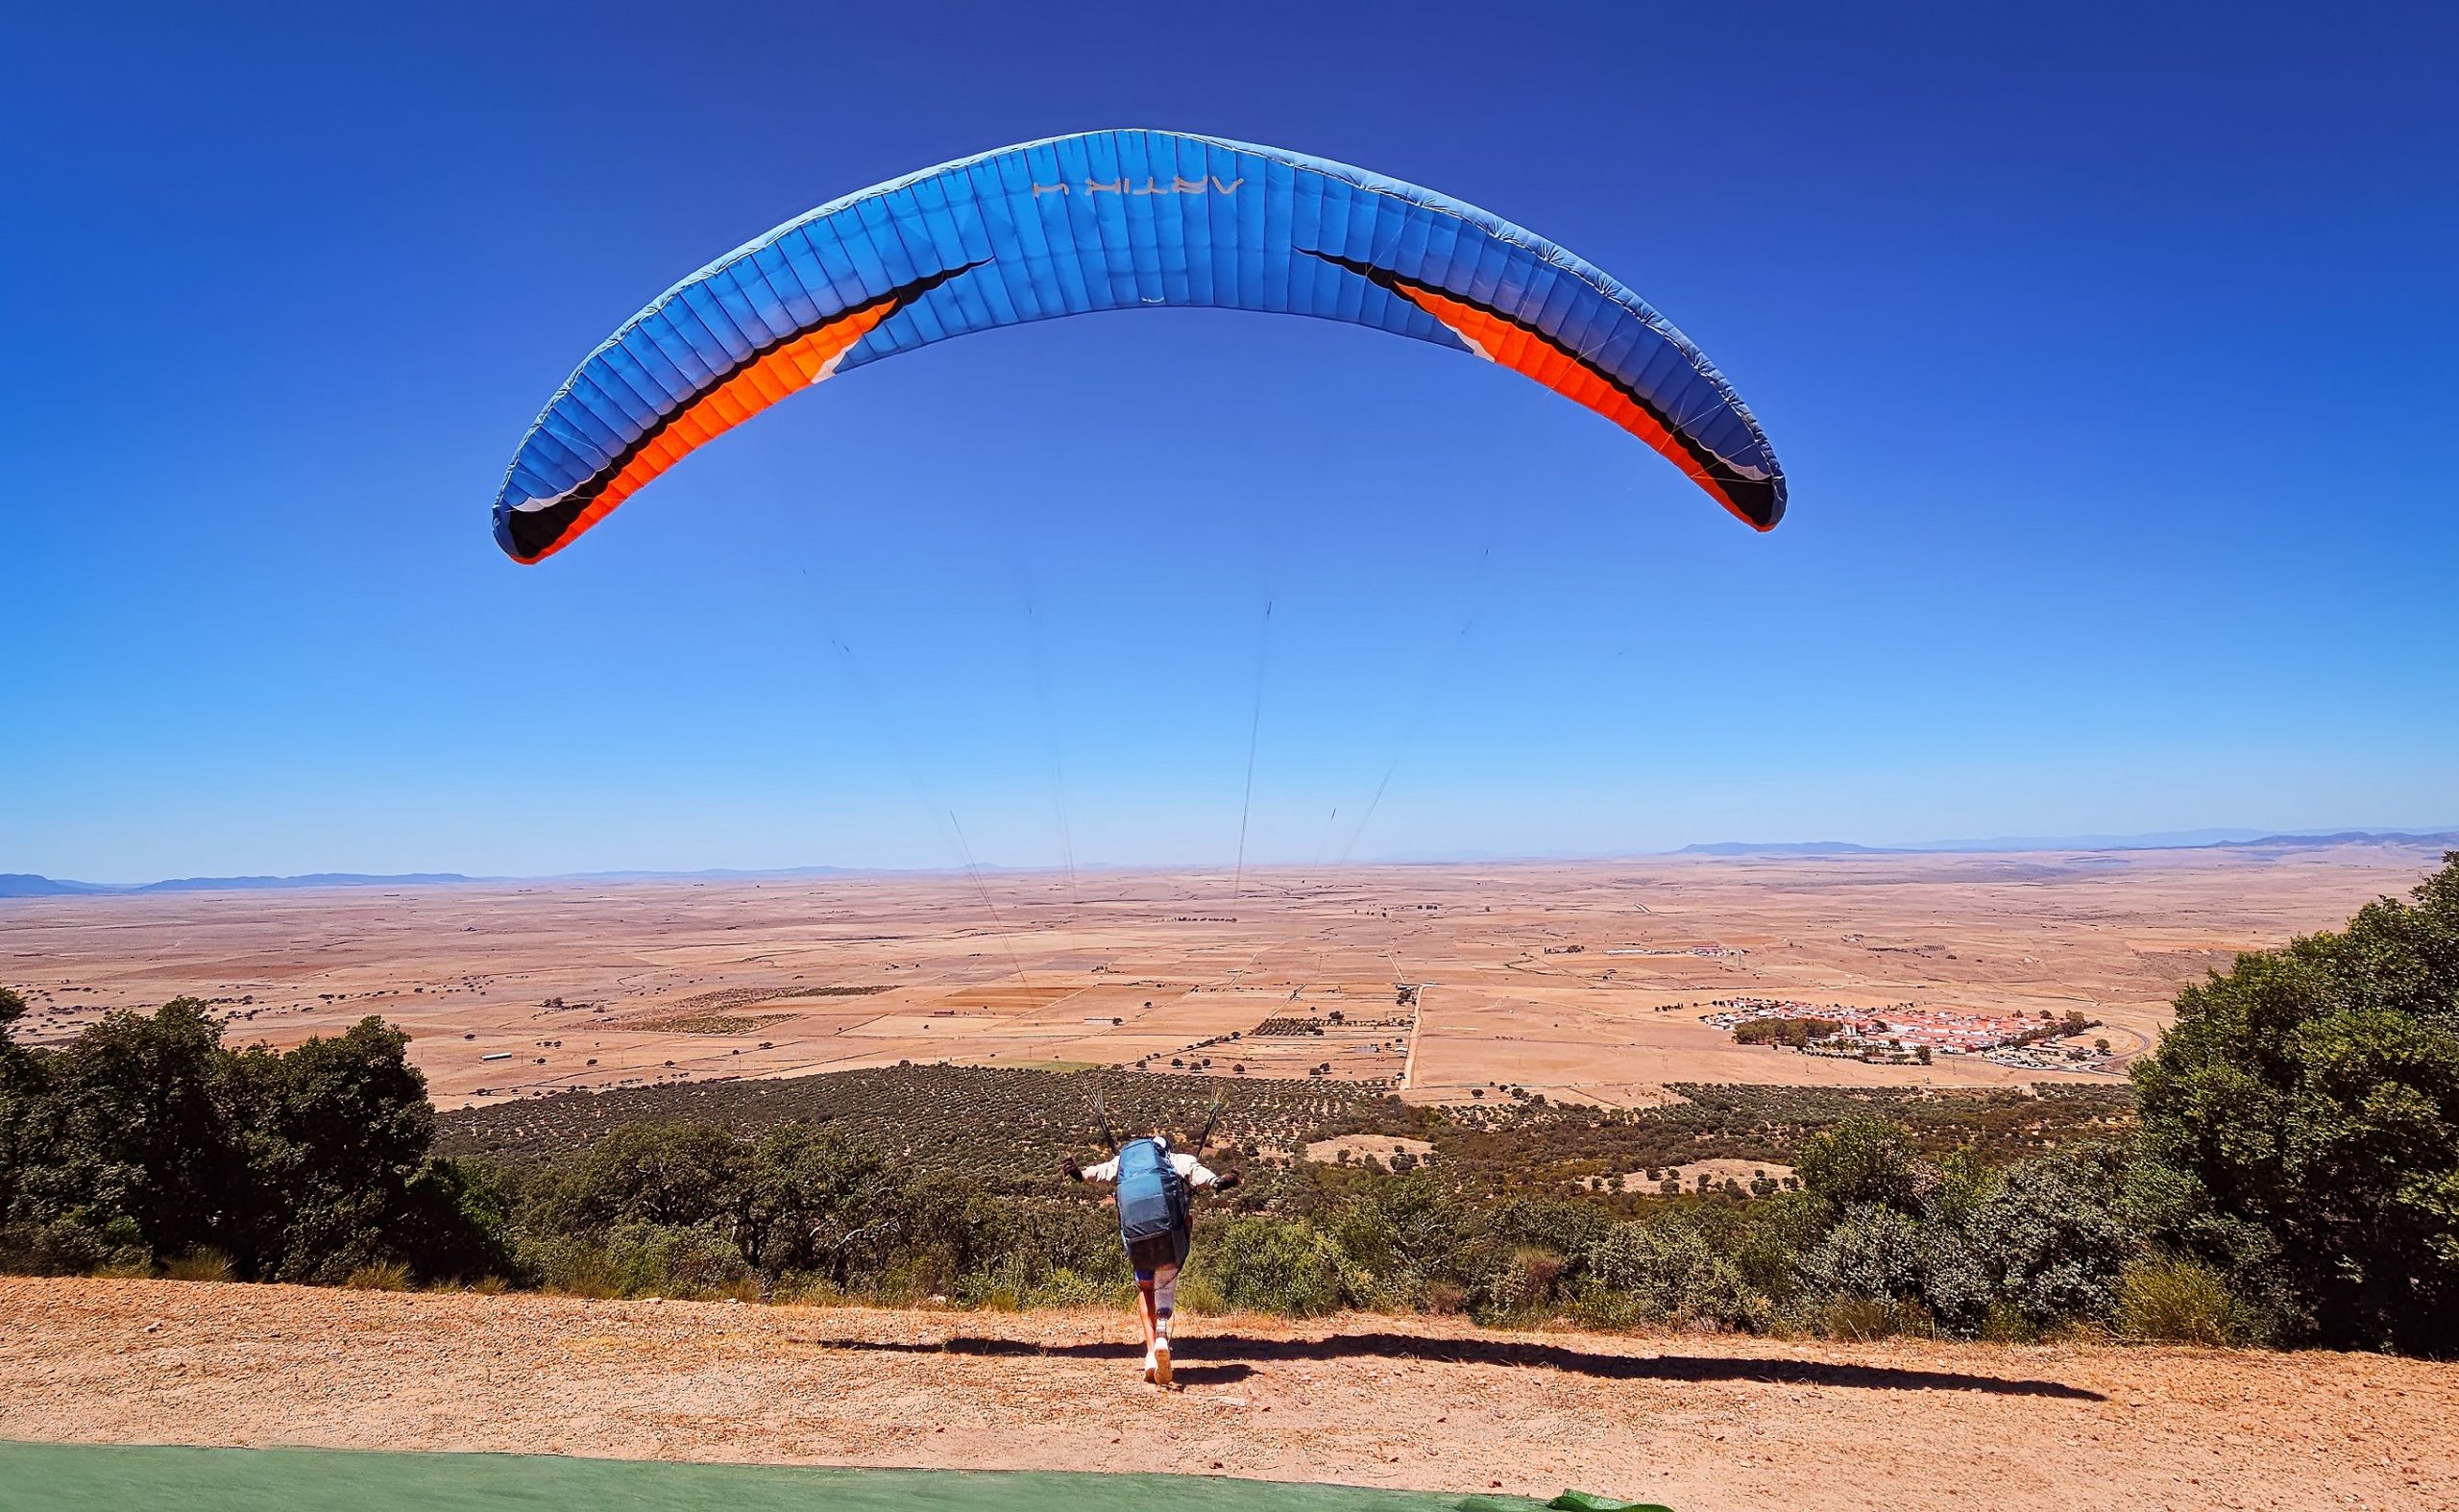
1113;1137;1191;1270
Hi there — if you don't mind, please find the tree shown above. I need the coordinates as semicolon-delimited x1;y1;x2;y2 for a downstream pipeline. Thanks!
1;1002;495;1283
2130;854;2459;1353
395;1157;519;1282
1794;1114;1921;1215
0;987;51;1257
39;999;254;1267
733;1123;902;1280
243;1016;439;1282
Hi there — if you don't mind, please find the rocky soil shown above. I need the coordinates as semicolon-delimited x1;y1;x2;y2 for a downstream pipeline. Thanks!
4;1278;2452;1511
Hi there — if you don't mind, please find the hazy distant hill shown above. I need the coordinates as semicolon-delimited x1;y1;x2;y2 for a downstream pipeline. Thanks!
1675;841;1891;857
2218;830;2459;851
0;874;113;897
0;871;475;897
0;866;862;897
133;872;475;892
1681;828;2459;859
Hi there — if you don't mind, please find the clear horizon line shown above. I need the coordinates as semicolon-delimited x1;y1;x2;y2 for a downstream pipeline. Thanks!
11;822;2457;894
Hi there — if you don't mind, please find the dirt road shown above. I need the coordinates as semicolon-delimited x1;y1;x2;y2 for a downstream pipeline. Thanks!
3;1280;2452;1510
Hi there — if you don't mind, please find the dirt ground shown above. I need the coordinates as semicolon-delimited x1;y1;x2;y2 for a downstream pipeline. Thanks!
5;846;2439;1112
3;1279;2451;1511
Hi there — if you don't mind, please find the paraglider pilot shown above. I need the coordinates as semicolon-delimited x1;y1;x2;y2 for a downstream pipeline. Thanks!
1065;1127;1238;1386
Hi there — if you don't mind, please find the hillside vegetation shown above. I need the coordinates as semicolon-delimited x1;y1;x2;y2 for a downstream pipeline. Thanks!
3;853;2453;1353
436;1062;2130;1190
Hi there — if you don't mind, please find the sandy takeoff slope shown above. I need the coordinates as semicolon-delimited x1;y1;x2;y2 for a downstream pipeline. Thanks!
2;1280;2451;1512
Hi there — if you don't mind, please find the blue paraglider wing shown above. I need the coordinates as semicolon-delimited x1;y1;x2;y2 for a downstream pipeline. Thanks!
493;130;1785;564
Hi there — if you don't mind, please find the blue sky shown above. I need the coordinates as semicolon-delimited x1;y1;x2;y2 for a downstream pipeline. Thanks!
4;2;2452;881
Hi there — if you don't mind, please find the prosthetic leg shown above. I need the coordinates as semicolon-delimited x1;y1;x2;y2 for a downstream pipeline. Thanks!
1136;1261;1180;1386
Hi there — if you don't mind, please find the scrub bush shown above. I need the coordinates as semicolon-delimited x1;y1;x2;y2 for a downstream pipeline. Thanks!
1208;1215;1353;1316
2116;1258;2260;1346
1794;1115;1923;1215
1799;1203;1924;1305
343;1260;412;1291
1923;1150;2133;1334
1577;1214;1767;1331
597;1222;755;1300
1487;1246;1567;1319
162;1248;234;1282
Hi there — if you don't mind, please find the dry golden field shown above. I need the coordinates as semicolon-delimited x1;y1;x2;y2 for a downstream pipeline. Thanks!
3;845;2440;1110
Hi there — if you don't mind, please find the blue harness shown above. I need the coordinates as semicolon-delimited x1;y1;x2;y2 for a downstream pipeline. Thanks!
1114;1137;1191;1269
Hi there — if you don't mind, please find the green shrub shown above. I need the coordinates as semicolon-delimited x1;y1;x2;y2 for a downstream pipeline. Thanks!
1487;1247;1567;1319
2117;1259;2259;1346
162;1248;234;1282
1209;1216;1352;1316
522;1233;624;1298
1794;1115;1921;1214
1974;1299;2039;1343
1731;1189;1833;1304
529;1123;744;1237
1026;1266;1135;1311
1924;1150;2132;1335
343;1260;412;1291
967;1279;1024;1311
598;1222;754;1300
1820;1294;1933;1341
1577;1216;1768;1331
1171;1272;1225;1317
1325;1173;1471;1301
952;1249;1129;1311
1580;1218;1714;1324
1799;1203;1924;1305
862;1257;942;1306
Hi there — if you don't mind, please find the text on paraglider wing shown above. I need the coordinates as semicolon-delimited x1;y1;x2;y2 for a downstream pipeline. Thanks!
1032;177;1244;197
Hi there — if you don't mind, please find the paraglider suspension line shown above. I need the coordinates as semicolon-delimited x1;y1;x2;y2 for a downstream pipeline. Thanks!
1231;600;1273;898
947;808;1034;995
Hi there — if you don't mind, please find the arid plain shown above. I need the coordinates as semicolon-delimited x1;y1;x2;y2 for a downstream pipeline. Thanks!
8;843;2441;1110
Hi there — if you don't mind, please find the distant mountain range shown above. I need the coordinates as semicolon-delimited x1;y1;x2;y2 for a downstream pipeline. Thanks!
0;871;476;898
1674;841;1894;857
6;830;2452;899
2214;830;2459;851
0;865;867;899
1677;828;2459;859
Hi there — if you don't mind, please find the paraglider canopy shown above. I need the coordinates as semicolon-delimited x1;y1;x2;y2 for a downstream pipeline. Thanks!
491;129;1785;565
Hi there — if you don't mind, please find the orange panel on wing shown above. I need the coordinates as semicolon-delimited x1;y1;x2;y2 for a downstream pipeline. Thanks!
1391;283;1746;524
531;301;901;561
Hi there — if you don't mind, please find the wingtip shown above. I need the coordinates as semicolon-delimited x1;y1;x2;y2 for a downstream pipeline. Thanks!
492;503;546;565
